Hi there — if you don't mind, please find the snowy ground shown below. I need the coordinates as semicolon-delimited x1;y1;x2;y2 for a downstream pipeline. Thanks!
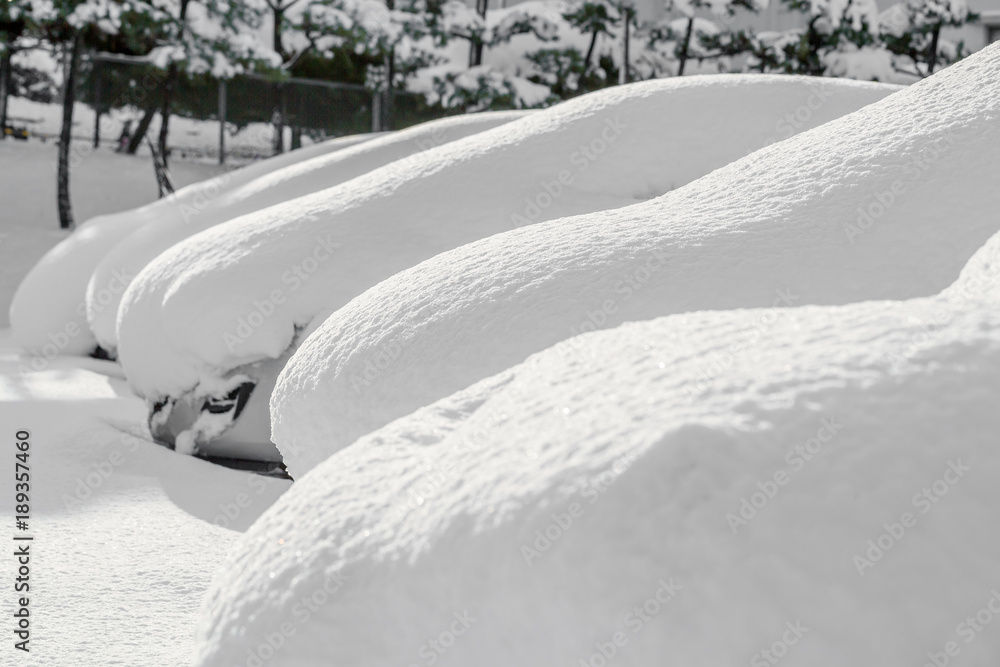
6;97;289;160
0;329;291;666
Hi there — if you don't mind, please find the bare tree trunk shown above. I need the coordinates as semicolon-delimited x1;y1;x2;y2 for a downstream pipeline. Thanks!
383;47;395;131
157;61;178;167
0;46;11;139
272;83;288;154
470;0;488;66
273;5;286;60
677;17;694;76
58;33;83;230
382;0;395;130
927;24;940;75
127;105;156;154
619;6;631;85
156;0;190;168
584;29;598;70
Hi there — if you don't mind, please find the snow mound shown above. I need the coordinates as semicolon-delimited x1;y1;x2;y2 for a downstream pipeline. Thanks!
87;112;527;354
9;132;374;357
195;219;1000;667
272;44;1000;478
116;74;895;451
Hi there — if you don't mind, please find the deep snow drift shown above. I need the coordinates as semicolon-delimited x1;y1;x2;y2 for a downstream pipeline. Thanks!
271;43;1000;478
195;213;1000;667
86;112;527;353
8;132;375;357
113;75;896;455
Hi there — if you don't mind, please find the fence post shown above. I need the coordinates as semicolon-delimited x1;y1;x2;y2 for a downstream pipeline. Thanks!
371;90;381;132
93;59;101;148
218;77;226;166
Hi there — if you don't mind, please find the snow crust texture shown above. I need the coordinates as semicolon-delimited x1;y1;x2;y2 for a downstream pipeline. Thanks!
195;201;1000;667
272;44;1000;478
9;132;374;357
115;74;895;405
87;112;525;353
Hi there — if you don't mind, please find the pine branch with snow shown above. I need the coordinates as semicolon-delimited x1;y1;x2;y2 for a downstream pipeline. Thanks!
879;0;977;78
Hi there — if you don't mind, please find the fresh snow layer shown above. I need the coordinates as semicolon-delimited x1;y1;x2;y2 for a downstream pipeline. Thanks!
195;223;1000;667
272;44;1000;479
9;132;375;357
0;331;291;666
116;74;895;409
87;112;527;353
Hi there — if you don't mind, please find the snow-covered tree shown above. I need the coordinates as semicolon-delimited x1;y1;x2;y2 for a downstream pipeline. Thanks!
670;0;760;74
704;0;894;79
411;0;558;111
0;0;29;134
525;46;583;97
880;0;976;78
145;0;276;163
614;0;635;82
773;0;881;75
31;0;135;228
562;0;617;71
295;0;434;128
633;0;760;78
296;0;415;76
266;0;305;61
639;15;722;76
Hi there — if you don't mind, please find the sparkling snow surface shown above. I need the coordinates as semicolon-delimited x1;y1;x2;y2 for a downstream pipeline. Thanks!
9;132;375;357
115;74;896;408
87;112;526;353
196;194;1000;667
271;44;1000;478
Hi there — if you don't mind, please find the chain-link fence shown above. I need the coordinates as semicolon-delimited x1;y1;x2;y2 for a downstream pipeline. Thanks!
76;55;452;163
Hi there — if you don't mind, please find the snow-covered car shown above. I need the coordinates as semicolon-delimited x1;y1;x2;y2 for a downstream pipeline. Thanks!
271;44;1000;478
115;75;898;462
192;47;1000;665
194;168;1000;667
9;131;377;357
85;111;528;356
